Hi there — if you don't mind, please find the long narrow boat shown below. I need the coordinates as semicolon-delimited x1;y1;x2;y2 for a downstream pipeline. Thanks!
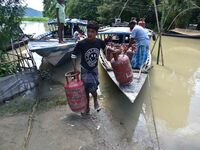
6;27;32;51
28;18;87;66
98;27;152;103
162;28;200;39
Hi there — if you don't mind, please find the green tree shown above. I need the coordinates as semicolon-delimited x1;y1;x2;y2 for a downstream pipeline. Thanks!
0;0;24;51
42;0;200;30
97;0;154;26
66;0;100;20
43;0;57;18
0;0;24;76
158;0;200;31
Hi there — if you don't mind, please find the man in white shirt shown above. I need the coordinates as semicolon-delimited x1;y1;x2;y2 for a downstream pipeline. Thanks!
128;21;150;69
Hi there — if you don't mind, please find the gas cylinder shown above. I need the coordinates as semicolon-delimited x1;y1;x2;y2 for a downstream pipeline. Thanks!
127;44;136;61
111;51;134;85
138;18;146;28
126;49;134;61
106;50;113;61
106;46;113;61
64;61;87;113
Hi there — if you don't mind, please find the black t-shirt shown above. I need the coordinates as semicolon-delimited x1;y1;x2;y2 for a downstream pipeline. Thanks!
72;38;106;70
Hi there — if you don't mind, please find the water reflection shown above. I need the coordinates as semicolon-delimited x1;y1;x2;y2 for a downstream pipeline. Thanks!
21;21;48;37
99;65;157;149
20;21;49;69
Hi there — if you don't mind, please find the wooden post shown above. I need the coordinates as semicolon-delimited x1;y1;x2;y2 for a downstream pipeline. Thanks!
153;0;164;66
156;36;161;65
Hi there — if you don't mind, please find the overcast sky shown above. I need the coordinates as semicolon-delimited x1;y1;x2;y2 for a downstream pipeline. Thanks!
26;0;43;11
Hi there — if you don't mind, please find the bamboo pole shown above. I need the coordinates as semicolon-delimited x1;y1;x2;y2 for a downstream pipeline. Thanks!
11;38;18;73
23;41;32;69
153;0;164;66
151;35;159;54
153;0;161;33
18;39;27;69
156;36;161;65
24;42;37;68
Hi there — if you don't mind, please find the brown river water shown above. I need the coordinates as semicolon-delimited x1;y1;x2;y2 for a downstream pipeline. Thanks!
21;22;200;150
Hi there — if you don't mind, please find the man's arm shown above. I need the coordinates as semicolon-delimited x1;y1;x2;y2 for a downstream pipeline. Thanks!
71;42;81;59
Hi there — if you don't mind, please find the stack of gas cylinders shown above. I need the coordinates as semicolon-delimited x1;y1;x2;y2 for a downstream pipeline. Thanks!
106;43;136;85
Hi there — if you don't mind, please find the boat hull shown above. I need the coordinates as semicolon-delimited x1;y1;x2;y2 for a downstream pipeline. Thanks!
99;50;149;103
29;40;76;66
6;37;29;51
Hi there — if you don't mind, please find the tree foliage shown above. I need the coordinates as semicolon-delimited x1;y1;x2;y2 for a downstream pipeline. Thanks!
66;0;101;20
0;0;24;51
43;0;200;31
43;0;57;18
0;0;24;76
158;0;200;30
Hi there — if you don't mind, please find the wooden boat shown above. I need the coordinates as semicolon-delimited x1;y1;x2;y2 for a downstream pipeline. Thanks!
162;28;200;39
6;27;32;51
98;27;152;103
28;18;87;66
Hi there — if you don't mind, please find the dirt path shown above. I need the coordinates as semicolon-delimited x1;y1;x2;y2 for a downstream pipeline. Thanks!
0;114;29;150
28;103;137;150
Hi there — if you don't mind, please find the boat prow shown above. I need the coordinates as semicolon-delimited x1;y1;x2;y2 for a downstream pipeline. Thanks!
28;18;88;66
28;40;76;66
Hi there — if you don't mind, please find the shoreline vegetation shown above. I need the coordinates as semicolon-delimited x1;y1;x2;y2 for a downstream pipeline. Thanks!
22;17;49;22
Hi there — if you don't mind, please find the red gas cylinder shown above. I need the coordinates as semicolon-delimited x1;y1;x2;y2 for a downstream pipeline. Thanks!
111;51;134;85
121;44;136;62
106;50;113;61
138;18;146;28
126;49;134;61
64;65;87;113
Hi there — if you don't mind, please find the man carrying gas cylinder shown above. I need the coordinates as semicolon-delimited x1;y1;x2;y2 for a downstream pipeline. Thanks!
128;21;150;69
71;21;106;115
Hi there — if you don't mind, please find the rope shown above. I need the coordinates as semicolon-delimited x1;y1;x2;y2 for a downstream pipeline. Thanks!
118;0;130;18
147;74;161;150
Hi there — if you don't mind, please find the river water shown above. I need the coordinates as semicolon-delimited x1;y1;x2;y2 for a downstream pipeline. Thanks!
21;21;200;150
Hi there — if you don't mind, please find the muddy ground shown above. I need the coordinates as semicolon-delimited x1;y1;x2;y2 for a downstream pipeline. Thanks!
0;59;156;150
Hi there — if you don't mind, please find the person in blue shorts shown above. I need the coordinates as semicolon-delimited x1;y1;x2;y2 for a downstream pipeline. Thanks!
71;21;106;115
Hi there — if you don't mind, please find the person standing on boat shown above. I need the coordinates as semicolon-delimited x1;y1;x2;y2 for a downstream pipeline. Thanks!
71;21;106;115
56;0;65;43
128;21;150;69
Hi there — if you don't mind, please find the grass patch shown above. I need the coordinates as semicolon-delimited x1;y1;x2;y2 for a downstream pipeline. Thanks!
0;96;67;116
38;96;67;111
22;17;49;22
0;98;35;116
